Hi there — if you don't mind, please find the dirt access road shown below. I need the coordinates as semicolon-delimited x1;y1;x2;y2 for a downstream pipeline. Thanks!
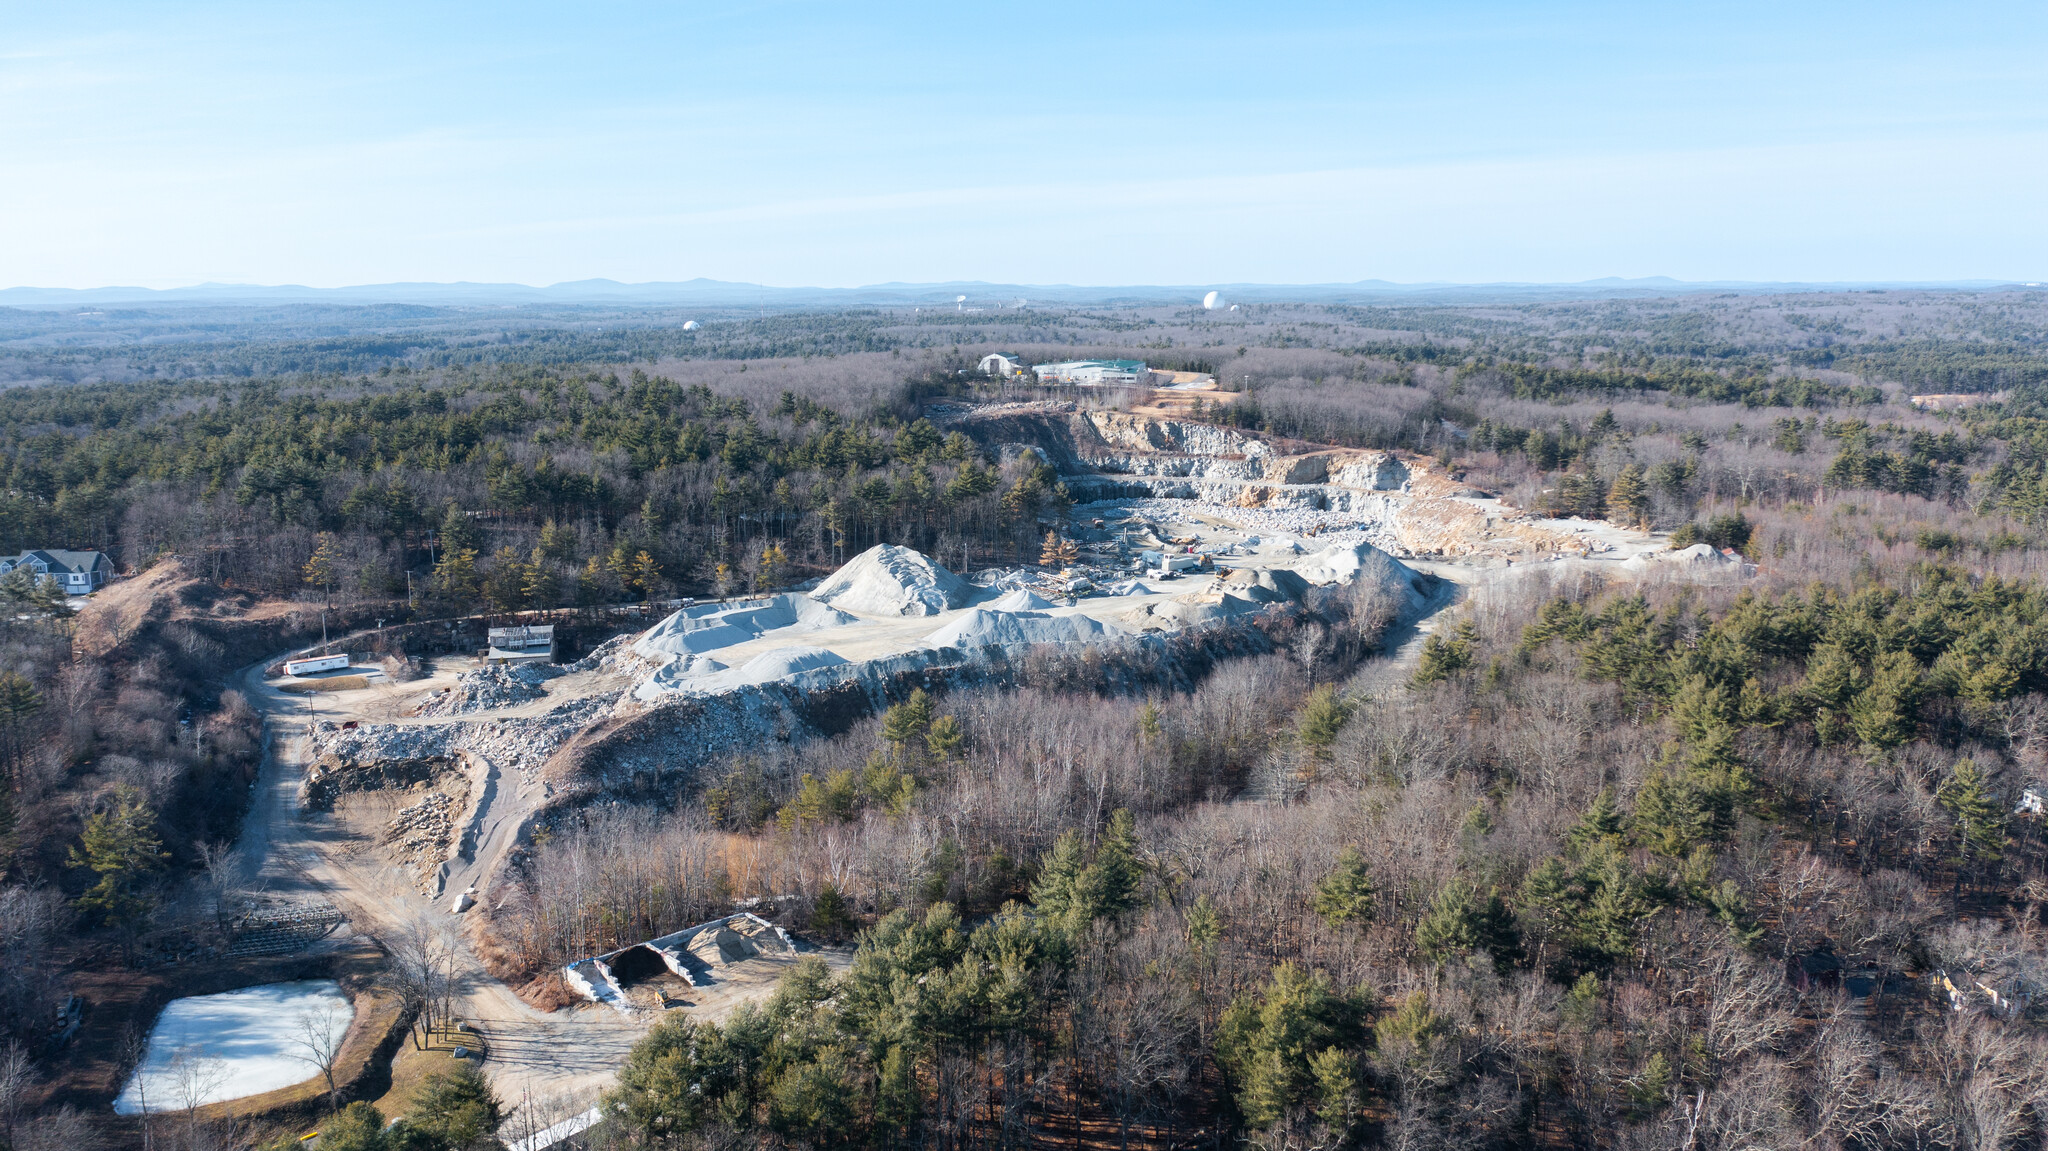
231;658;652;1130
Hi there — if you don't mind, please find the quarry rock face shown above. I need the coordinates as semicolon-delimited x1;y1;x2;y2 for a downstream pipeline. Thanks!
809;544;970;617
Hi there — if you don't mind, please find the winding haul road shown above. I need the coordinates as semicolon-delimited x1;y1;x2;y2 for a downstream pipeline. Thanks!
230;657;647;1134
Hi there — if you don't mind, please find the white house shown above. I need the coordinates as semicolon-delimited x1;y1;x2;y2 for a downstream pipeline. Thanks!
0;549;114;594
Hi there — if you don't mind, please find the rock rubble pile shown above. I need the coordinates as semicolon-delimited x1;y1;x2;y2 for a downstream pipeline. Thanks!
413;664;551;716
383;791;456;887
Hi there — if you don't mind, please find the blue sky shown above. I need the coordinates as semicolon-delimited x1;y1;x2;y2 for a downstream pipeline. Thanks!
4;1;2044;289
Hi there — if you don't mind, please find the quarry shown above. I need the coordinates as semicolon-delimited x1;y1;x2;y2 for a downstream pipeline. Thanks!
289;401;1730;923
217;398;1743;1119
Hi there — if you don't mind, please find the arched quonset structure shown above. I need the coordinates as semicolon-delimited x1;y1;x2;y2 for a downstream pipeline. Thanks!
978;352;1028;378
563;912;798;1011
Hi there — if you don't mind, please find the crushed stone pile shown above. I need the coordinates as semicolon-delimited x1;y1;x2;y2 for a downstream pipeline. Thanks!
414;664;549;716
1222;567;1310;604
990;588;1056;611
562;633;637;673
921;608;1121;652
1120;591;1266;630
810;545;969;617
641;645;851;696
309;693;615;793
1622;543;1752;581
633;593;861;660
1296;541;1435;611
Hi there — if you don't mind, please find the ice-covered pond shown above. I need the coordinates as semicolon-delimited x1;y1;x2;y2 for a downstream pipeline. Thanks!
114;980;354;1114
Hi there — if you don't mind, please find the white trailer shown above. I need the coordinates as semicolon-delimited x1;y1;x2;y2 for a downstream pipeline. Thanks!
284;654;349;677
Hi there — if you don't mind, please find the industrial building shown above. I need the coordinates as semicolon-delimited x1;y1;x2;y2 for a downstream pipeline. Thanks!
1033;359;1149;385
485;624;557;664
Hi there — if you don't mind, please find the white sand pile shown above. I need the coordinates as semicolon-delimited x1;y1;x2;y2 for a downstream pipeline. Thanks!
634;594;861;660
1296;541;1434;610
811;545;969;617
991;588;1056;612
922;608;1121;651
115;981;354;1114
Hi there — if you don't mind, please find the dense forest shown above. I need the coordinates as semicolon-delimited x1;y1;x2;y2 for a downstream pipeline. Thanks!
6;291;2048;1148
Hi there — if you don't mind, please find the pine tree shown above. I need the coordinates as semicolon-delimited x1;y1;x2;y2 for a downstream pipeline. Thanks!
1939;758;2006;868
1415;879;1523;973
1039;531;1065;568
69;784;167;935
433;547;479;605
1311;848;1376;929
1567;789;1626;854
1607;463;1651;527
521;549;558;608
1848;648;1922;751
1185;892;1222;955
1296;685;1353;758
438;501;478;555
1412;619;1479;686
302;532;340;603
1077;809;1142;922
1029;830;1088;925
923;713;964;764
630;551;662;600
880;690;934;753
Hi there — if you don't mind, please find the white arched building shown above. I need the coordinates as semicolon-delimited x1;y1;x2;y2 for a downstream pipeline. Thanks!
978;353;1028;378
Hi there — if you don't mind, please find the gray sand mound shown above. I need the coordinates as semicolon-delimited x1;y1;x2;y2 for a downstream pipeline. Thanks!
635;593;860;660
991;588;1056;612
922;608;1120;651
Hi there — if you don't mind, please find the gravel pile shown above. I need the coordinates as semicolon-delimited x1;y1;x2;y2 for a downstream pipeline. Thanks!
383;791;455;887
810;545;969;617
921;608;1121;652
414;665;549;716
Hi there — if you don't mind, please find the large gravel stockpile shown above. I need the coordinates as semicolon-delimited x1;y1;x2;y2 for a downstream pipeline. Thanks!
634;594;860;660
1296;541;1436;610
921;608;1121;653
810;545;970;617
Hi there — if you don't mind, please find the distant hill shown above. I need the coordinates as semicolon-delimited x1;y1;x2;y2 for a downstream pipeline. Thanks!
0;276;2029;310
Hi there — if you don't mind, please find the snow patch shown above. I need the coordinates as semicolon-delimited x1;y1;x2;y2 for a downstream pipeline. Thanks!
115;981;353;1114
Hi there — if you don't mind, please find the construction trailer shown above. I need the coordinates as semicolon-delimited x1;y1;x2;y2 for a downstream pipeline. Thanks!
283;654;350;677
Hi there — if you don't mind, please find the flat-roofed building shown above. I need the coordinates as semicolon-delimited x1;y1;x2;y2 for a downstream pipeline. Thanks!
1032;359;1149;386
486;624;556;664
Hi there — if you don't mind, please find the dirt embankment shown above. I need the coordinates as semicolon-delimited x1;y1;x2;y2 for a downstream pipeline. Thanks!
75;557;398;678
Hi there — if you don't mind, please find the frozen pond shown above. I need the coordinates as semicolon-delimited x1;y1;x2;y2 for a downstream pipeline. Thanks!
114;980;353;1114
